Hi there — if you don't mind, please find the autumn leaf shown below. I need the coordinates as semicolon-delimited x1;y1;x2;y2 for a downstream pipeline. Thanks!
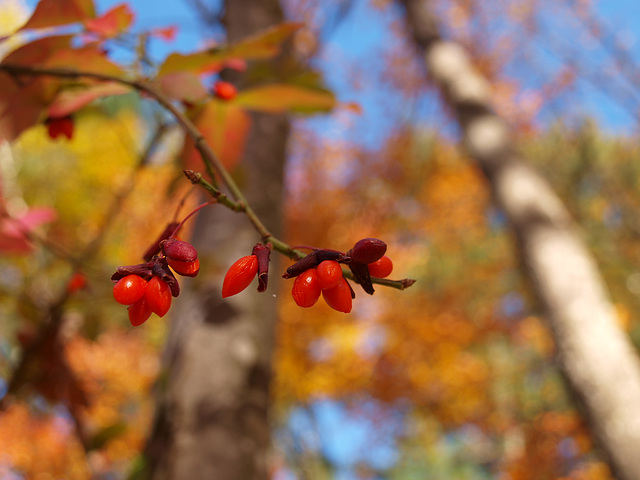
47;82;131;117
44;45;124;76
0;207;56;254
1;35;73;66
234;84;335;113
84;3;134;39
156;72;208;104
157;22;302;76
181;100;251;172
19;0;95;31
0;74;49;141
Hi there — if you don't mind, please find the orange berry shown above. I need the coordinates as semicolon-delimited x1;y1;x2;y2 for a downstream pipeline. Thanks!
113;275;147;305
145;276;172;317
213;81;237;100
128;297;153;326
316;260;343;290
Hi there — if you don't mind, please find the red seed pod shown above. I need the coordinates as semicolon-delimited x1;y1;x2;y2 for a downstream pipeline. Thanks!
162;238;198;263
368;256;393;278
113;275;148;305
292;269;322;308
222;255;258;298
316;260;343;290
322;277;353;313
213;81;237;100
128;297;153;326
348;238;387;265
167;258;200;277
145;276;172;317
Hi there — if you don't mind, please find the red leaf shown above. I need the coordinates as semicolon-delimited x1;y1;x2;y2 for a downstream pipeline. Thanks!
44;45;124;76
85;3;134;39
0;74;49;142
181;100;251;172
0;207;56;254
19;0;95;31
2;35;73;66
48;82;131;117
151;25;177;42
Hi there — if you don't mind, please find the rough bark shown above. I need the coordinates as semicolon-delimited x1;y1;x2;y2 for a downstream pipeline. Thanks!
143;1;289;479
398;1;640;479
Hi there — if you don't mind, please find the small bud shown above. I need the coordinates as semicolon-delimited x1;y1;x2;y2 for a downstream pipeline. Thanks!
348;238;387;265
252;242;271;293
162;238;198;263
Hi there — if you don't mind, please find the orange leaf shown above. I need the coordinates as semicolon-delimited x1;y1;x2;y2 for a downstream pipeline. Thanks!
181;100;251;172
47;82;131;117
151;25;178;42
84;3;134;39
19;0;95;31
157;72;208;104
234;84;335;113
2;35;73;66
158;22;302;76
44;45;124;76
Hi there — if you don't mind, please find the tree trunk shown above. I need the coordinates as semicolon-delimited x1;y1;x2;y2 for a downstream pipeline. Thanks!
398;1;640;479
143;1;289;479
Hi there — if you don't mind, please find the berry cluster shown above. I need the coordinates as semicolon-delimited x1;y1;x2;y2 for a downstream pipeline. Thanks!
220;238;393;314
111;228;199;326
283;238;393;313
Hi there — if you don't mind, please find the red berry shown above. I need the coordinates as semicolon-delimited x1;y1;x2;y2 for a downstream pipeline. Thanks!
113;275;147;305
316;260;343;290
322;277;353;313
67;272;88;294
145;276;172;317
213;81;237;100
168;257;200;277
222;255;258;298
292;269;322;308
46;116;74;140
368;256;393;278
349;238;387;264
128;297;153;326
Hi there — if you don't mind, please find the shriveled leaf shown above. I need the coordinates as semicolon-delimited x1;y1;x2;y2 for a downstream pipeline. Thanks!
157;72;208;104
158;22;302;76
47;82;131;118
234;84;335;113
19;0;95;31
84;3;134;38
181;100;251;172
45;45;124;76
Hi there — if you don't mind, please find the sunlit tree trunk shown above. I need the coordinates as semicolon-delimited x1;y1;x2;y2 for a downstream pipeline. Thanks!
398;1;640;479
143;1;289;479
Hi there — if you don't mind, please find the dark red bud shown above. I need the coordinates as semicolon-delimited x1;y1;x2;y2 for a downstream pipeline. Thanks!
348;238;387;265
162;238;198;263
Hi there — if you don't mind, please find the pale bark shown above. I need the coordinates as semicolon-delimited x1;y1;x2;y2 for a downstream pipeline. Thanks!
399;1;640;479
144;1;289;479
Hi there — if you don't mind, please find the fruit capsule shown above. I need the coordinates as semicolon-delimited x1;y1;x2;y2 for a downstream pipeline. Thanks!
322;277;353;313
292;269;322;308
222;255;258;298
349;238;387;264
145;276;172;317
368;256;393;278
113;275;148;305
316;260;343;290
